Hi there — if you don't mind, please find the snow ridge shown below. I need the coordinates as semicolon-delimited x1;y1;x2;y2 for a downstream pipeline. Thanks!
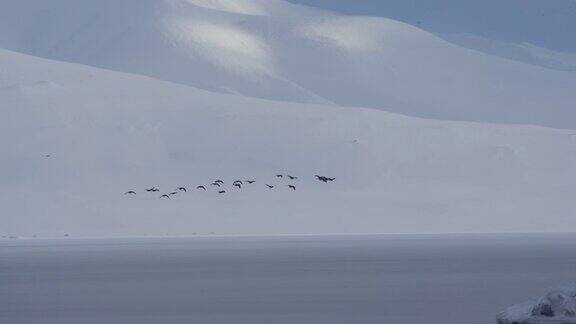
1;0;576;128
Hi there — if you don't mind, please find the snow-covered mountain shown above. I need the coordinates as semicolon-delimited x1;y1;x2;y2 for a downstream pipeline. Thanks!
3;48;576;238
1;0;576;128
291;0;576;71
2;0;576;237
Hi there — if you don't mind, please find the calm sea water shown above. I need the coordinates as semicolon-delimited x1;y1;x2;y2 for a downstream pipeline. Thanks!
1;234;575;324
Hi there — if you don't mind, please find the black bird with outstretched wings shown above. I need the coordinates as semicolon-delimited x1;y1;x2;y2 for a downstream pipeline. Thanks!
315;175;335;182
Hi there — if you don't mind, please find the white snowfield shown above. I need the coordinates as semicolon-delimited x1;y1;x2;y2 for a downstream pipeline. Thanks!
498;285;576;324
291;0;576;72
2;47;576;238
1;0;576;128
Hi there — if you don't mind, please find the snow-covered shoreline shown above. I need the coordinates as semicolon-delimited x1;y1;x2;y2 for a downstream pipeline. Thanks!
498;285;576;324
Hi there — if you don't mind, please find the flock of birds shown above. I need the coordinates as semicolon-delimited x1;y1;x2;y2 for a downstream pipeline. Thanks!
124;174;335;198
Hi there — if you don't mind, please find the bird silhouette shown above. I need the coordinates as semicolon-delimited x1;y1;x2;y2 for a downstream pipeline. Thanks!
211;182;221;187
315;175;335;182
288;175;298;180
124;191;136;195
234;183;241;189
196;186;206;191
276;174;283;178
288;185;296;190
218;190;226;194
245;180;255;184
178;187;187;192
234;180;243;185
160;194;170;199
169;192;178;195
266;184;274;189
146;187;159;192
215;180;224;184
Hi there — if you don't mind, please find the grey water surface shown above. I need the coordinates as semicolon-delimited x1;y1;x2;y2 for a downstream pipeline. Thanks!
1;234;575;324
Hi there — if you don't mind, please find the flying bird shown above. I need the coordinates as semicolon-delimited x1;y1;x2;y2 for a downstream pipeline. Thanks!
288;185;296;190
276;174;283;178
215;180;224;184
234;183;241;189
196;186;206;190
233;180;243;185
177;187;187;192
146;187;159;192
211;182;221;187
160;194;170;199
266;184;274;189
315;175;335;182
218;190;226;194
245;180;255;184
124;191;136;195
288;175;298;180
169;192;178;195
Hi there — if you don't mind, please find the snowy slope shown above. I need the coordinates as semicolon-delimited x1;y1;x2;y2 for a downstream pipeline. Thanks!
290;0;576;71
1;0;576;128
438;33;576;72
3;48;576;238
